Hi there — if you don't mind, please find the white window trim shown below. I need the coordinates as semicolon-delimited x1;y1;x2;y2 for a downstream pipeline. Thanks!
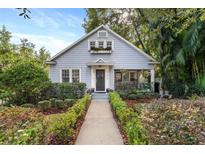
97;30;108;37
71;68;81;83
88;40;114;50
60;68;81;83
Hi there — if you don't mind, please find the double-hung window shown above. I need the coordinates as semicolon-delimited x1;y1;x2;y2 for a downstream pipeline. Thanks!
61;69;80;83
90;41;95;50
72;69;80;83
106;41;112;50
62;69;70;82
98;41;104;48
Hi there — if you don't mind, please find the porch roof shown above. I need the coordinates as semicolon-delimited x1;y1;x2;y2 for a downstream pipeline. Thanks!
86;62;114;66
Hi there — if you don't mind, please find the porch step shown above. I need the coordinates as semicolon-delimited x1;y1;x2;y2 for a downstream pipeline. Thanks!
92;93;108;100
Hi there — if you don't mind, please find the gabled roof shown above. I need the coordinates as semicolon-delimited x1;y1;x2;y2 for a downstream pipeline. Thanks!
47;25;157;63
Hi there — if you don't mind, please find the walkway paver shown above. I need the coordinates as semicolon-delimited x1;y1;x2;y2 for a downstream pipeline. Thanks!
75;99;123;145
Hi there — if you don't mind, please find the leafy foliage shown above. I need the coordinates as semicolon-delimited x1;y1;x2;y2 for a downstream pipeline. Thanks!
0;95;91;145
0;61;50;105
44;94;91;144
135;98;205;144
109;92;148;144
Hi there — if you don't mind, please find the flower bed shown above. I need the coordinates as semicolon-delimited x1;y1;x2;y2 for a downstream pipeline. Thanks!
133;97;205;144
0;94;91;145
109;92;148;145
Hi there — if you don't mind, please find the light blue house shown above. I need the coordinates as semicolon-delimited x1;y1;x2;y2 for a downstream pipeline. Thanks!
46;25;158;92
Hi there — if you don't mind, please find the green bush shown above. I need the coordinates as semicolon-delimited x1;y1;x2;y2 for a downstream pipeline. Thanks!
20;103;35;108
49;98;57;107
38;100;50;111
127;94;137;100
55;100;64;109
56;83;86;99
109;92;148;145
40;82;86;100
44;94;91;144
0;61;50;105
64;99;75;107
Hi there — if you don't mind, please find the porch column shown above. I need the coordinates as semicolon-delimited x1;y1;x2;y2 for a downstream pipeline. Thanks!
150;69;155;92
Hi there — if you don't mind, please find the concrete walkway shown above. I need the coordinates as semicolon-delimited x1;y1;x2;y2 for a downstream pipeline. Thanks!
75;99;123;145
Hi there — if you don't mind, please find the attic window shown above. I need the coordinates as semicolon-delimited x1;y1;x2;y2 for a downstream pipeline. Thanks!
98;31;108;37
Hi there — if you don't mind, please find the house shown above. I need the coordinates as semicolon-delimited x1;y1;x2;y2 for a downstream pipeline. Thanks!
46;25;158;92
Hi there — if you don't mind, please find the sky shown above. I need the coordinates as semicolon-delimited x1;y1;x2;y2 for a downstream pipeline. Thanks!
0;8;86;56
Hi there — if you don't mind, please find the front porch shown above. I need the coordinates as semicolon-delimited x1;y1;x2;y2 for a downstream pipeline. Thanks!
114;69;155;92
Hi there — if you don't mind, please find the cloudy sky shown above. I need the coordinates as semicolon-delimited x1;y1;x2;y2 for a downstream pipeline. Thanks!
0;8;86;56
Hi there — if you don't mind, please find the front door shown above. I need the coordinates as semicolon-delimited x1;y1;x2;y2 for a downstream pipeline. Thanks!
96;70;105;91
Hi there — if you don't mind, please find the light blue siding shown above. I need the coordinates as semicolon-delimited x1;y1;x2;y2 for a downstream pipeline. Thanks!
49;27;154;89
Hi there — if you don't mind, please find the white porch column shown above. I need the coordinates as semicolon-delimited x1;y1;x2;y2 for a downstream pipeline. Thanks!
150;69;155;92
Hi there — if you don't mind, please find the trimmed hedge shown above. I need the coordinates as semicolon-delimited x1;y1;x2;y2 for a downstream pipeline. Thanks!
109;92;148;144
38;100;50;111
44;94;91;144
39;82;86;101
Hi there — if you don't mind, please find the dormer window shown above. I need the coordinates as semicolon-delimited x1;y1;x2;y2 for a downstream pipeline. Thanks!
97;31;108;37
107;41;112;50
90;41;96;50
89;40;113;54
98;41;104;48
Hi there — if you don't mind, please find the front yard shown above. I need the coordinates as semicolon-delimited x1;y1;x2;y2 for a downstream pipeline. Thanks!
109;92;205;145
0;95;91;145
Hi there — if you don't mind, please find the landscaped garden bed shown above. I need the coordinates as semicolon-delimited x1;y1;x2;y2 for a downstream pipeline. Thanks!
134;97;205;145
109;92;148;145
110;91;205;145
0;94;91;145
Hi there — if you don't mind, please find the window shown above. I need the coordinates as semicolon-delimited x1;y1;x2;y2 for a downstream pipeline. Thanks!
90;41;95;50
72;69;80;83
62;69;70;82
115;72;122;82
106;41;112;50
129;72;135;81
98;31;108;37
98;41;104;48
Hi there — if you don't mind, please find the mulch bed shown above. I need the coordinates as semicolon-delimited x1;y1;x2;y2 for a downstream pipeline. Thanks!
40;106;69;115
70;101;91;145
125;98;155;108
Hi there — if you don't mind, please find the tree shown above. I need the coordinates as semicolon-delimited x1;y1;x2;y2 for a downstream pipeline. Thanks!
0;61;50;105
0;25;12;54
37;47;50;65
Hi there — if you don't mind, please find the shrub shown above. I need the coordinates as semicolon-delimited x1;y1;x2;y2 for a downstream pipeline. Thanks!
64;99;75;107
44;94;91;144
127;94;137;100
20;103;35;108
109;92;148;144
49;98;57;107
0;61;50;105
39;83;86;100
55;100;64;109
38;100;50;111
56;83;86;99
